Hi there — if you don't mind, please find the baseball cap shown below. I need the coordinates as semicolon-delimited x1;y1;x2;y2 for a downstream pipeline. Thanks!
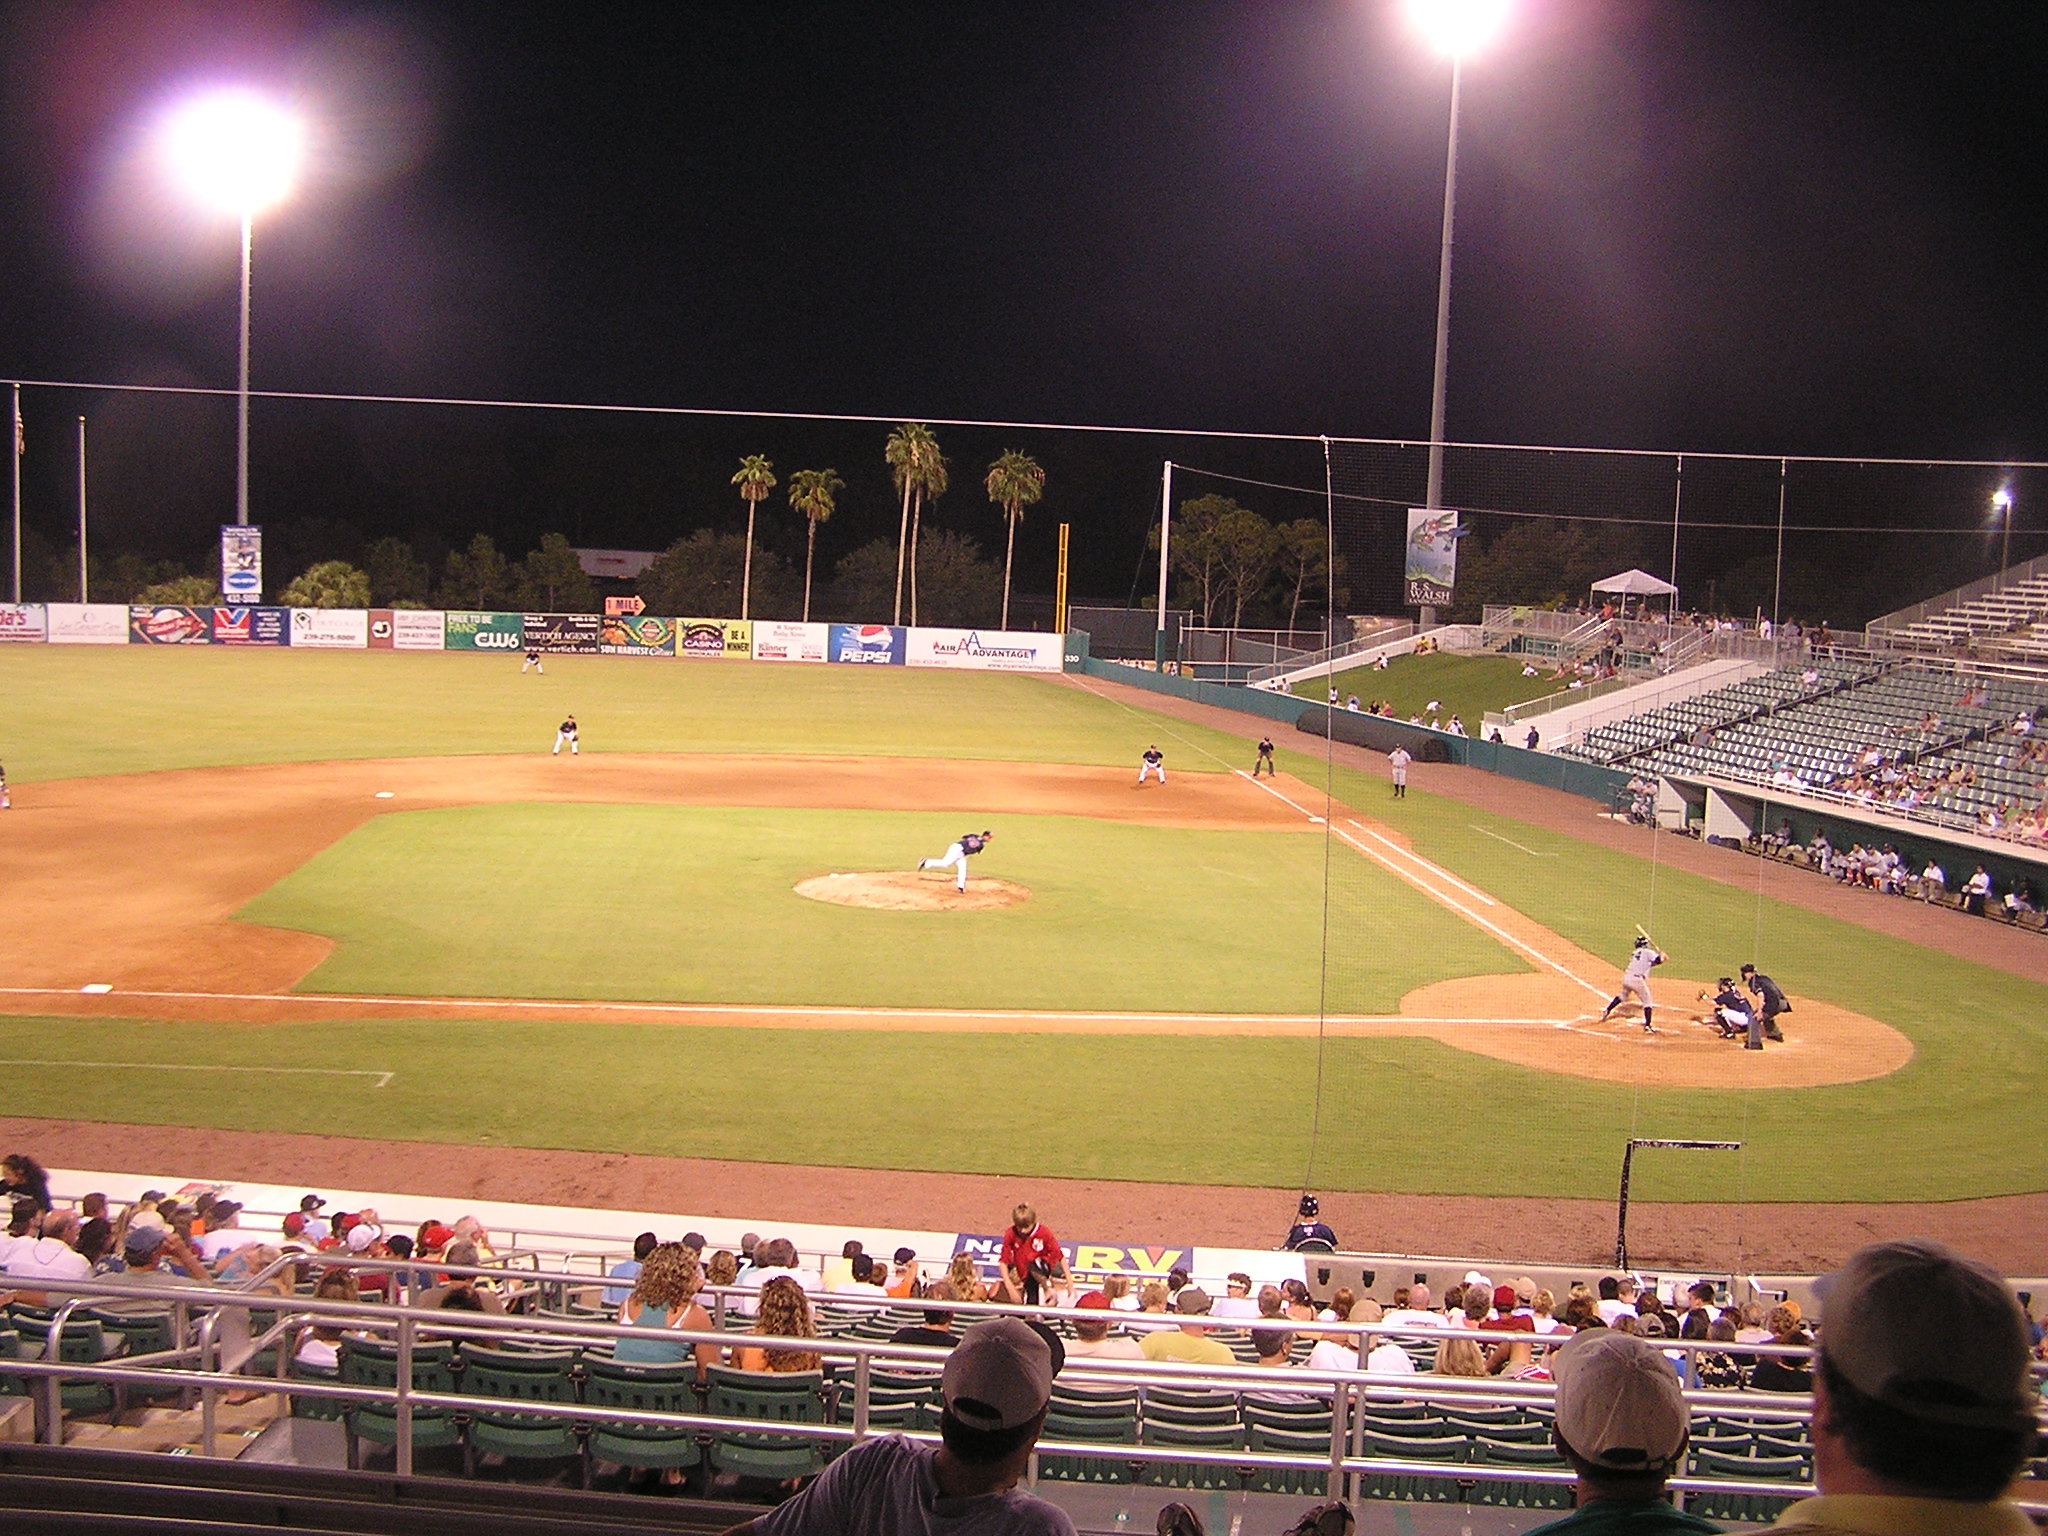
123;1225;167;1258
682;1232;708;1252
345;1224;379;1252
943;1317;1054;1432
1813;1239;2033;1429
1515;1277;1537;1302
1176;1286;1213;1315
299;1194;326;1212
1076;1290;1111;1311
894;1246;916;1265
281;1212;308;1237
1552;1329;1688;1472
1493;1285;1518;1311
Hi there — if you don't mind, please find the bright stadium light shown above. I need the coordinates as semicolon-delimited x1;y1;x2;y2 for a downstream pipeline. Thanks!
1991;486;2015;590
1404;0;1512;58
161;88;304;529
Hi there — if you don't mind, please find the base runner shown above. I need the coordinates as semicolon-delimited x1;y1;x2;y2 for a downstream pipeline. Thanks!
918;829;994;892
1599;934;1663;1033
552;714;579;755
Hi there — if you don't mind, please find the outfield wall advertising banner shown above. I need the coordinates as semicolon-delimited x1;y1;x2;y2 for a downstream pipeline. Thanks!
524;613;602;654
391;610;445;650
368;610;395;649
444;611;524;651
47;603;130;645
828;623;905;665
219;524;263;605
600;614;677;656
130;605;213;645
905;627;1062;673
678;618;752;659
1404;507;1462;608
0;604;47;643
751;620;829;663
211;606;289;646
289;608;369;649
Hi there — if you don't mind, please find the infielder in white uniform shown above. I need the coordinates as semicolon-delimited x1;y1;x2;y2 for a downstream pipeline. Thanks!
1388;745;1412;798
1600;935;1664;1033
918;829;994;892
552;714;579;755
1138;745;1166;785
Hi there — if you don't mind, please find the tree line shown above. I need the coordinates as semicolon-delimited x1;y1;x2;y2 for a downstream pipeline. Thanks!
1154;494;1339;630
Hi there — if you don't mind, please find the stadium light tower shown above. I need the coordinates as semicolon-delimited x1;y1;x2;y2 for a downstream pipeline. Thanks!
1991;486;2015;591
163;88;303;527
1405;0;1511;523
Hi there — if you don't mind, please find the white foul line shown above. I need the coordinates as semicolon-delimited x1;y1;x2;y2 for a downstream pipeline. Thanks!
0;1058;393;1087
1467;824;1555;857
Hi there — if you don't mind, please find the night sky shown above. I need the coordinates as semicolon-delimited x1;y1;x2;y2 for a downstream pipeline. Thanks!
2;1;2044;611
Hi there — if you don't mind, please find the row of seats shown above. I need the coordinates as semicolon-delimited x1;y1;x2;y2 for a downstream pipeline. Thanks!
1878;575;2048;652
1561;661;1872;766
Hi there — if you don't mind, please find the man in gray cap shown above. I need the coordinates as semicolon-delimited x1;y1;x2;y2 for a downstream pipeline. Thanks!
1524;1329;1717;1535
1771;1239;2038;1536
722;1315;1073;1536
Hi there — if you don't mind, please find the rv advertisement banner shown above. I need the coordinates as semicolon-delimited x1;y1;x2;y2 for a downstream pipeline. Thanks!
220;525;263;605
1404;507;1463;608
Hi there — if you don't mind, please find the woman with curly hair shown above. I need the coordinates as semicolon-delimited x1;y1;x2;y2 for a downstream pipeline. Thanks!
731;1275;822;1374
945;1252;989;1304
0;1154;51;1213
704;1249;739;1289
615;1243;717;1379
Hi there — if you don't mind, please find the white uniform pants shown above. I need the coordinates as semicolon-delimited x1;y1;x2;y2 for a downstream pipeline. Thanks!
553;731;578;755
1139;762;1166;784
920;844;969;891
522;655;543;673
1620;979;1653;1008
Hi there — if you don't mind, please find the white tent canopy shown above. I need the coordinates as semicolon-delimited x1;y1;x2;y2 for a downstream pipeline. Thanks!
1591;568;1678;597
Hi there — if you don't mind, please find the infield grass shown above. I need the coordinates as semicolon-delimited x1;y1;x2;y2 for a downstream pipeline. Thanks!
235;804;1522;1013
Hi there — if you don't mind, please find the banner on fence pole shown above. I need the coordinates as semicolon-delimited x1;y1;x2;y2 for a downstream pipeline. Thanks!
219;524;263;605
1404;507;1464;608
524;613;602;654
47;603;129;644
600;614;677;656
751;620;830;663
129;605;214;644
211;606;289;645
905;627;1062;673
0;604;47;643
443;611;524;651
678;618;752;659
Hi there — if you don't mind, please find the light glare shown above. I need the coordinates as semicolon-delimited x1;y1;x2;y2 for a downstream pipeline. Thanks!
1991;488;2014;510
163;89;303;216
1404;0;1513;57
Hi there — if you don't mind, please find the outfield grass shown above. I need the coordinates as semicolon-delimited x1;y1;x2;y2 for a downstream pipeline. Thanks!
1296;652;1564;726
236;804;1522;1013
0;647;1254;782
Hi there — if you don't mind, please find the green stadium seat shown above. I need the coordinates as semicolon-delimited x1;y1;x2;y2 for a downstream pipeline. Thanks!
338;1338;462;1470
457;1346;583;1480
706;1366;830;1482
9;1311;116;1420
1037;1408;1140;1485
1245;1421;1332;1497
580;1356;705;1480
1140;1416;1247;1491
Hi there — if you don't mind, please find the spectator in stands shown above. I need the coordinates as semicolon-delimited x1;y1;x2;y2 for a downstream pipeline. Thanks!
95;1224;205;1313
886;1246;921;1299
1065;1291;1143;1360
706;1249;739;1289
1532;1289;1564;1334
0;1154;51;1213
1432;1337;1487;1377
448;1215;496;1263
890;1279;965;1351
1596;1276;1637;1325
949;1252;993;1304
1318;1286;1358;1325
1252;1327;1295;1369
604;1231;658;1307
3;1208;91;1303
1303;1313;1358;1376
74;1217;114;1271
1749;1305;1814;1393
417;1238;504;1314
296;1195;330;1244
191;1201;259;1265
1213;1272;1259;1319
614;1242;717;1378
1772;1240;2037;1536
723;1316;1073;1536
737;1236;812;1316
1382;1284;1441;1333
1481;1283;1537;1374
1526;1330;1712;1536
1281;1279;1317;1324
1695;1315;1746;1389
1166;1267;1191;1301
1257;1284;1285;1321
1140;1287;1234;1365
294;1270;360;1370
732;1275;823;1373
824;1239;866;1291
998;1204;1069;1307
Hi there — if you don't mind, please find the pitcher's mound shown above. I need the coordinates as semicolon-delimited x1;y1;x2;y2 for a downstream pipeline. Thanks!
795;871;1030;912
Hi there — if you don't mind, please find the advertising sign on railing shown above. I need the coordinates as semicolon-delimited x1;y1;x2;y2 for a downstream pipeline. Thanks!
130;605;213;645
371;610;447;650
905;627;1062;673
47;603;129;645
211;606;289;646
678;618;753;659
0;604;46;643
828;623;905;665
752;620;829;664
289;608;369;649
600;615;676;656
444;611;524;651
524;613;601;654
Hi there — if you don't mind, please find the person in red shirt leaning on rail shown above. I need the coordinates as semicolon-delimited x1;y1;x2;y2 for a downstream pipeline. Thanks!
997;1204;1069;1307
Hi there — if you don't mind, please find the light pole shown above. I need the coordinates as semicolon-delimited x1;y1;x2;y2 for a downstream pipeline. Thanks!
1406;0;1511;621
1991;487;2014;591
163;89;302;526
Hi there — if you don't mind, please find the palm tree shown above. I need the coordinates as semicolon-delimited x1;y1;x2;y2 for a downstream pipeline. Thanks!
787;468;845;622
884;423;945;625
984;450;1046;630
731;454;776;619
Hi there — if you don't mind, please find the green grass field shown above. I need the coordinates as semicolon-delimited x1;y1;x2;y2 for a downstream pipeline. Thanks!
1296;652;1564;725
2;645;2044;1203
236;804;1521;1013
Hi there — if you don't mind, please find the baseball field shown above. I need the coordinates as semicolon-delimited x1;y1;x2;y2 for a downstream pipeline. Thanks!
3;645;2045;1267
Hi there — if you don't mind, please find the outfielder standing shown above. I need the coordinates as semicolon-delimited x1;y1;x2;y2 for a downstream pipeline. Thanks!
522;647;545;674
1138;745;1166;785
918;829;994;893
552;714;579;755
1254;736;1276;777
1600;934;1664;1033
1388;745;1412;798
